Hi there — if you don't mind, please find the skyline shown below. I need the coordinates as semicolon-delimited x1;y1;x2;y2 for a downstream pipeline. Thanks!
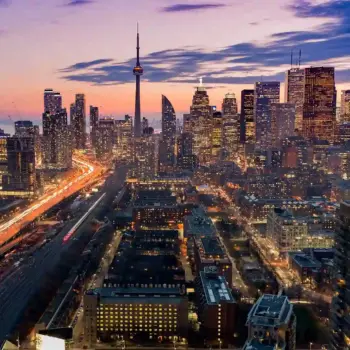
1;0;350;130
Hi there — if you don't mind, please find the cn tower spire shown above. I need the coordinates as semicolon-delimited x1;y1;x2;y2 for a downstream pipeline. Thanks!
133;23;143;138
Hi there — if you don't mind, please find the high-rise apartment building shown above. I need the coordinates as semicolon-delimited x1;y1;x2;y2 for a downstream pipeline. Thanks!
71;94;86;149
271;103;296;146
211;111;223;161
161;95;176;166
43;109;72;170
285;68;304;131
0;132;8;192
330;201;350;350
2;136;37;197
177;132;196;171
95;118;115;159
190;83;212;165
240;89;255;144
14;121;42;169
222;93;239;158
254;82;280;148
44;89;62;115
340;90;350;123
114;115;133;161
183;114;192;133
134;130;157;179
243;294;296;350
302;67;336;142
90;105;99;149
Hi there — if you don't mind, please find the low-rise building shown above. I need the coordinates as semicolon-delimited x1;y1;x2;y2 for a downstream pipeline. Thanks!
193;236;232;286
183;207;216;238
84;286;188;346
243;294;296;350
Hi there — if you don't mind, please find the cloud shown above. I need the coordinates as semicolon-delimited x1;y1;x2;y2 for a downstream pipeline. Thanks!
0;0;10;7
61;0;350;86
60;59;114;72
161;3;227;12
65;0;94;6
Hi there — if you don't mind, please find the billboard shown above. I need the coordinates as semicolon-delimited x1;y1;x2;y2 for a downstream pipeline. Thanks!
36;334;65;350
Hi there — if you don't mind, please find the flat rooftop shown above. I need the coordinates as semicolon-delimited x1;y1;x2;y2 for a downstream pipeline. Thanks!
195;236;229;263
184;208;216;237
247;294;293;327
134;189;177;206
199;269;235;305
290;253;321;269
243;339;277;350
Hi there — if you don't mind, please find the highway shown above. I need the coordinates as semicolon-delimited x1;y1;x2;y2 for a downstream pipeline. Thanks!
0;164;128;344
0;156;105;246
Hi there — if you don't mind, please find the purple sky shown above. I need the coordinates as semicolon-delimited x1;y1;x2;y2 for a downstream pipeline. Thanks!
0;0;349;130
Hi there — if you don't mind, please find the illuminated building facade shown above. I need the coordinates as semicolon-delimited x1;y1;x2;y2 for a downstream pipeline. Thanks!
84;287;188;346
330;201;350;350
222;93;239;158
285;68;304;131
302;67;336;142
43;109;72;170
44;89;62;115
211;111;223;161
177;133;196;171
244;295;296;350
95;118;115;159
2;136;37;197
271;103;296;147
90;105;99;149
133;130;157;179
340;90;350;123
114;115;133;161
240;89;255;144
161;95;176;167
14;121;42;168
190;83;212;165
71;93;86;149
195;266;236;345
183;114;192;133
254;82;280;148
0;133;8;191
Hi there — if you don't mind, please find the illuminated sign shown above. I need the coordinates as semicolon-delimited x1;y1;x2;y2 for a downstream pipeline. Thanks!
36;334;65;350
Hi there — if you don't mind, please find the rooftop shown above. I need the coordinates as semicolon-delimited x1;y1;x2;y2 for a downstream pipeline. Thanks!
134;189;177;207
247;294;293;328
243;339;278;350
184;207;216;237
199;267;235;305
289;253;321;269
195;236;229;263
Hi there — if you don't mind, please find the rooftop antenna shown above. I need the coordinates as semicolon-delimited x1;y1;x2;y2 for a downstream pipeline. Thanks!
199;76;203;87
291;50;293;68
299;49;301;67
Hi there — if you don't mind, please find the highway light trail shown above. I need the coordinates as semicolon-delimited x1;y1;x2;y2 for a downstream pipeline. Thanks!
63;193;106;243
0;157;101;245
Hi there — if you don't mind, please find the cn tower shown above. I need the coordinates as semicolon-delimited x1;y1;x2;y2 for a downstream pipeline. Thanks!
133;24;143;137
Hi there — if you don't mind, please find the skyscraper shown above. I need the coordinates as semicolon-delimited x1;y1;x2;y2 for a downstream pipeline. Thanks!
44;89;62;115
302;67;336;142
330;201;350;349
222;93;239;158
285;68;304;131
114;115;133;161
3;136;37;196
271;103;296;147
161;95;176;166
95;118;115;159
90;105;99;149
71;94;86;149
43;109;72;170
133;25;143;138
254;82;280;148
211;111;223;161
177;132;196;170
240;89;255;144
340;90;350;123
190;81;212;165
90;106;99;129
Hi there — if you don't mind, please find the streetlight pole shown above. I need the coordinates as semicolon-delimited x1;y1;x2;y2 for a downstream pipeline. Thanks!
309;342;313;350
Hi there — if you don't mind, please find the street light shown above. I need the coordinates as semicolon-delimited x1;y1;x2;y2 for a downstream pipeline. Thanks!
309;342;313;350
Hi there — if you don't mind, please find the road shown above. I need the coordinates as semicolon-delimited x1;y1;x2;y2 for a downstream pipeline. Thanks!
0;156;105;246
0;165;128;344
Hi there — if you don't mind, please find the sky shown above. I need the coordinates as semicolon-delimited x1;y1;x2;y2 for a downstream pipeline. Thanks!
0;0;349;131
